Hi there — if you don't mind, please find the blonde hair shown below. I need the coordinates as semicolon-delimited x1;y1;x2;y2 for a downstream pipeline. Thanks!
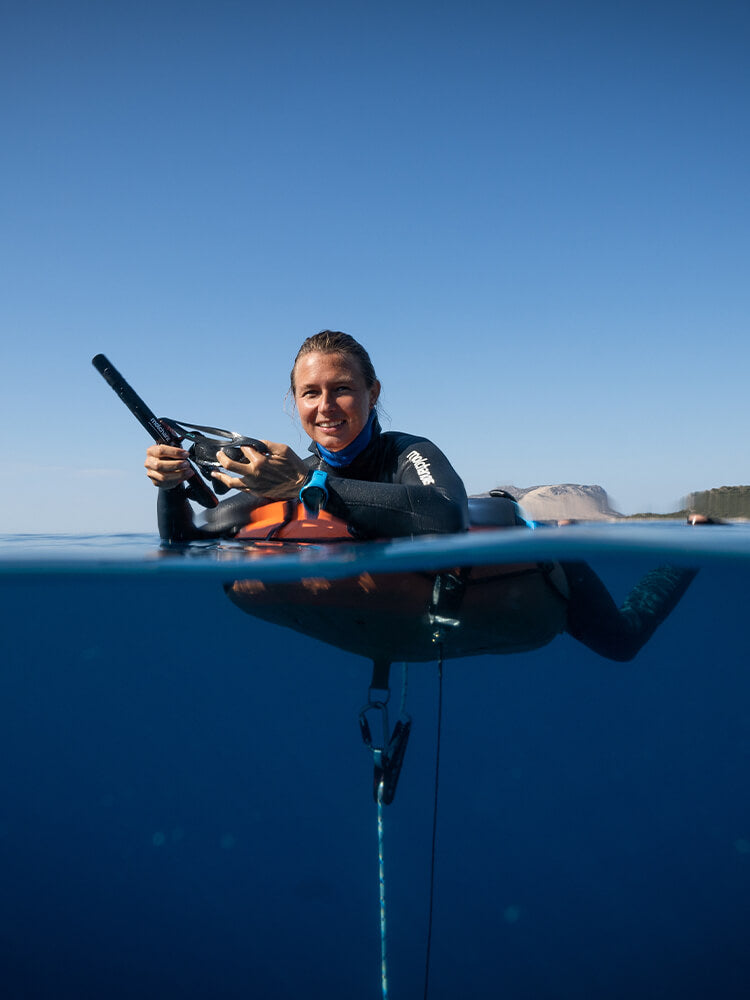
290;331;378;395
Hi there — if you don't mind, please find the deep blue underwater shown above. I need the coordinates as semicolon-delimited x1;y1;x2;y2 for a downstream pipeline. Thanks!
2;525;750;999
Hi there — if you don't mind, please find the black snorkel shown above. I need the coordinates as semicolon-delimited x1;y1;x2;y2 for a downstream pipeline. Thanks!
92;353;219;509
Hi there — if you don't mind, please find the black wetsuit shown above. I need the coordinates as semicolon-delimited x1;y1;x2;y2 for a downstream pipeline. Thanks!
562;561;696;662
156;419;695;664
157;418;468;543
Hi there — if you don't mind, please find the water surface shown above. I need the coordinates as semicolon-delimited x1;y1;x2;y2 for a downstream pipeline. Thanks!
2;525;749;998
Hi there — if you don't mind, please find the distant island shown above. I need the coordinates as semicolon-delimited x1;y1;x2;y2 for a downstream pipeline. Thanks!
479;484;750;521
685;486;750;520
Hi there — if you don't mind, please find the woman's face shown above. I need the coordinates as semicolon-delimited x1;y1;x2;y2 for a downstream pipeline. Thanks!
293;351;380;452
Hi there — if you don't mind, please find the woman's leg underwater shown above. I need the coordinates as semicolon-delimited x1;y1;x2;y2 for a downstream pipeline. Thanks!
562;561;697;662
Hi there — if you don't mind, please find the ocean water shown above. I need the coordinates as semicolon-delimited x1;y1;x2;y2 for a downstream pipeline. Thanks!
2;524;750;999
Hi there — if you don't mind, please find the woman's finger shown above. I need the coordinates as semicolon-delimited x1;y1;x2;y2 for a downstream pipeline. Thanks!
216;448;261;473
147;444;188;461
211;471;250;491
145;456;190;475
145;444;192;489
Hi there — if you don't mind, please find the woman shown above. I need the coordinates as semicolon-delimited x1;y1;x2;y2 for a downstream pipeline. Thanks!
145;329;696;664
145;330;469;542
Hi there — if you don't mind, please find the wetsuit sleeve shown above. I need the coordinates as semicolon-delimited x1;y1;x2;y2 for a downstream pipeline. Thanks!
562;561;697;662
157;485;264;542
323;438;469;538
157;434;467;541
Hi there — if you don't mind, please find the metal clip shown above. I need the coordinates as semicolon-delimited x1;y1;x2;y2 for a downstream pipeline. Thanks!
379;716;412;805
428;571;465;643
359;700;390;769
359;699;411;805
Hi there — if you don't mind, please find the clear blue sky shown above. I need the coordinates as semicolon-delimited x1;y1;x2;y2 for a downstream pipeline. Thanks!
2;0;748;531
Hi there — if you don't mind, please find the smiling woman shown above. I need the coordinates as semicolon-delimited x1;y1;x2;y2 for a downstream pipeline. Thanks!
138;331;696;668
145;330;470;541
293;344;380;454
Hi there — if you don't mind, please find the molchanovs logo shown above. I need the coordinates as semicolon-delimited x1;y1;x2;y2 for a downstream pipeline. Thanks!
406;450;436;485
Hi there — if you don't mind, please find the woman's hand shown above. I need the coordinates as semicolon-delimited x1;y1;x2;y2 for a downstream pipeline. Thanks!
144;443;193;490
212;441;308;500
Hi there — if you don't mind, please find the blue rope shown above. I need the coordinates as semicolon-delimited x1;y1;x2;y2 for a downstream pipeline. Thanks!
423;651;444;998
377;778;389;1000
371;666;408;1000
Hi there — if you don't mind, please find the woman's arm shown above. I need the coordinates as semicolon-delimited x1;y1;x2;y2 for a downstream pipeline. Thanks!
150;434;468;541
146;442;264;542
324;436;469;538
157;487;264;542
323;478;467;537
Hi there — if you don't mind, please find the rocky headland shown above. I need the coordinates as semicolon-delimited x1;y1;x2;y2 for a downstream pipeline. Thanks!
490;484;624;521
477;483;750;521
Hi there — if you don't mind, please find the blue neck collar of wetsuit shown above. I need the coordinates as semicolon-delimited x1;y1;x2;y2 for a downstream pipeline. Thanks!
314;409;379;468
